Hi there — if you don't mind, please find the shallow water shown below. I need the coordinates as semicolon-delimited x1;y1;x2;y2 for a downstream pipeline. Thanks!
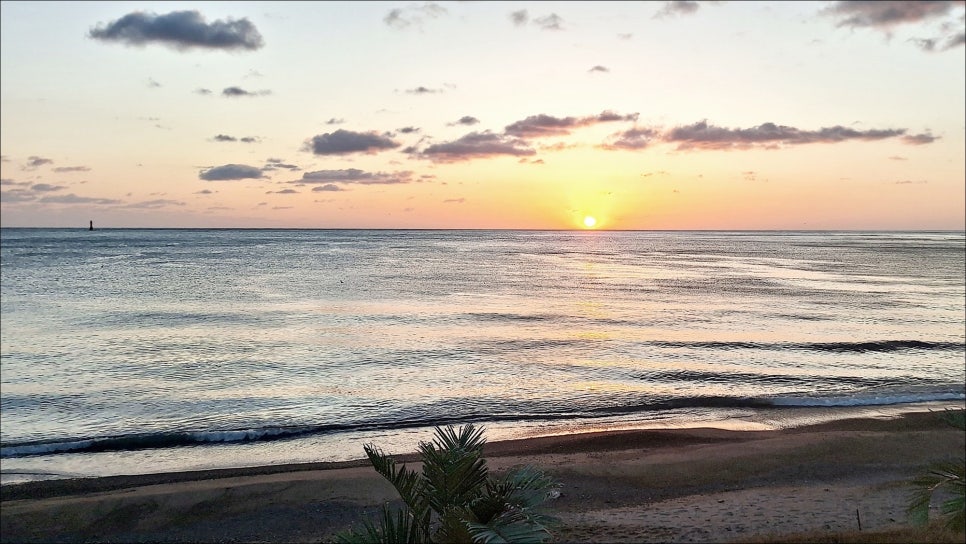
1;229;963;482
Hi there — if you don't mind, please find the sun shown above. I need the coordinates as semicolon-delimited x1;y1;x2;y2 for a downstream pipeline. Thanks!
583;215;597;228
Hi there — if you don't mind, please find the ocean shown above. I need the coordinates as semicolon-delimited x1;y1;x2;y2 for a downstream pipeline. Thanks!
1;229;964;485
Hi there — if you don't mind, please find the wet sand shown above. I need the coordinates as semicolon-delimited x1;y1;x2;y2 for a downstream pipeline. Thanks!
2;409;964;543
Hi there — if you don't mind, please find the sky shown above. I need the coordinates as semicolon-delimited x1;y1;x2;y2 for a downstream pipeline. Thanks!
1;1;964;230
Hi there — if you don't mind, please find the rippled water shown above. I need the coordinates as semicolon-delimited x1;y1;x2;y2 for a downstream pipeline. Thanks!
1;229;963;482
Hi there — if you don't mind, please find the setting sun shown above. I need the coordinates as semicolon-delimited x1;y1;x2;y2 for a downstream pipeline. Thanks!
583;216;597;228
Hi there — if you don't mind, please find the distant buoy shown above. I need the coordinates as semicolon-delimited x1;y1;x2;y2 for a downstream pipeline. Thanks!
89;220;93;231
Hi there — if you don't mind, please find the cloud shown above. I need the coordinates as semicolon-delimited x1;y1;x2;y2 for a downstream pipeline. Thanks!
418;131;536;162
504;111;639;138
312;184;343;192
823;1;960;29
53;166;91;173
902;132;940;144
654;1;701;19
450;116;480;126
533;13;565;31
384;3;448;30
30;183;67;192
295;168;413;185
267;188;299;194
195;189;215;194
589;65;610;73
823;1;965;51
443;197;466;204
305;129;400;155
88;10;264;51
601;128;660;150
213;134;237;142
1;190;37;202
262;158;300;171
199;164;265;180
122;199;186;209
405;86;442;94
24;156;53;168
147;78;162;88
397;126;420;134
326;118;345;125
240;136;259;143
662;120;912;150
195;88;213;95
510;10;529;26
222;86;270;97
39;193;121;205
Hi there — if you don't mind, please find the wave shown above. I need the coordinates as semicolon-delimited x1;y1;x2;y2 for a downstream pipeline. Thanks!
3;391;962;459
649;340;964;353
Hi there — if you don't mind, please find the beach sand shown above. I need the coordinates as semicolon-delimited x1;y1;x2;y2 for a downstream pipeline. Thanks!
2;410;964;543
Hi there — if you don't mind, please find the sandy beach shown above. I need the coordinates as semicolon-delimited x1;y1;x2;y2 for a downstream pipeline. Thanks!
2;409;964;543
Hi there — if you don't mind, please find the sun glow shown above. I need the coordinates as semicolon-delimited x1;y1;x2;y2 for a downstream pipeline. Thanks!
583;216;597;228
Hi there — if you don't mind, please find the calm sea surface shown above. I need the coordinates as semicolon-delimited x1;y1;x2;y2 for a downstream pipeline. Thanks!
1;229;964;484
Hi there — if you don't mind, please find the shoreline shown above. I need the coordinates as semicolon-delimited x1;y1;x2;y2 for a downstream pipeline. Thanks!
3;408;964;543
2;401;962;500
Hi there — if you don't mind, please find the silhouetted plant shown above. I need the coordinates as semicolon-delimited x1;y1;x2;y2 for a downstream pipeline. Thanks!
336;424;561;543
907;409;965;532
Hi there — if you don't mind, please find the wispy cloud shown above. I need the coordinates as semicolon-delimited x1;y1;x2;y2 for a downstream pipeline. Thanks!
654;1;701;19
902;132;940;144
30;183;67;192
294;169;413;185
661;120;919;150
304;129;400;155
600;128;660;150
199;164;265;181
588;65;610;73
88;10;264;51
822;1;965;51
262;158;300;171
449;116;480;126
533;13;565;31
823;1;960;29
404;86;442;94
39;193;122;205
24;156;53;169
212;134;260;143
417;131;536;162
384;2;448;30
222;86;270;97
504;111;639;138
121;199;186;209
509;10;528;26
53;166;90;173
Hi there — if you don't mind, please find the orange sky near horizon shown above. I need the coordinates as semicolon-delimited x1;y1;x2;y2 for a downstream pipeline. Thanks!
1;1;964;230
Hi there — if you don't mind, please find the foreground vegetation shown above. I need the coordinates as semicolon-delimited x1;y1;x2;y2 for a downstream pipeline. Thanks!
907;409;965;532
336;424;561;543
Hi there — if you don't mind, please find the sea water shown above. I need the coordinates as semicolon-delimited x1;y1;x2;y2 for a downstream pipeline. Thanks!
1;229;963;483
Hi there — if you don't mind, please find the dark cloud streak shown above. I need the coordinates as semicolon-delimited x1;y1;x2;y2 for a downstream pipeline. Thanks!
88;10;264;51
305;130;400;156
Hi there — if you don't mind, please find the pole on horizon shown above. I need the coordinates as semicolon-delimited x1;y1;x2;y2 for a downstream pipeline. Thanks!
89;220;93;231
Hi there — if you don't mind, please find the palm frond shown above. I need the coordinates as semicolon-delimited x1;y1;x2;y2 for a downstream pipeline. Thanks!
496;465;563;510
335;504;428;544
938;409;966;431
908;458;966;530
465;508;555;544
420;427;490;512
364;443;430;524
